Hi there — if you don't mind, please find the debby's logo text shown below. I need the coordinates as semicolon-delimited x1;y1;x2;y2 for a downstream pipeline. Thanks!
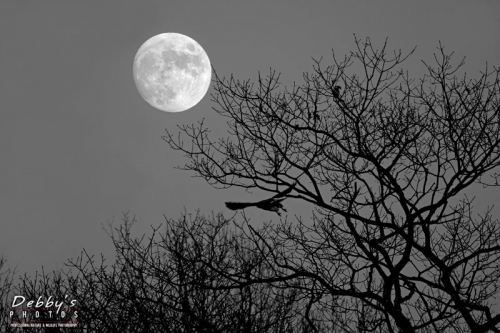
9;295;78;328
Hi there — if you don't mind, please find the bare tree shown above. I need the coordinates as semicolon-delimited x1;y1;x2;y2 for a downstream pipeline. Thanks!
163;37;500;332
0;257;17;331
6;212;328;332
89;211;329;332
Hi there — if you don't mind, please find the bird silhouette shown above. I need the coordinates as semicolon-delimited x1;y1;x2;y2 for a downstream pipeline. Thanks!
332;85;341;99
225;183;296;216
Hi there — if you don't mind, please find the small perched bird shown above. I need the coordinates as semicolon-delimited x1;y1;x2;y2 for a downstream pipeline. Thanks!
332;85;341;99
225;183;296;216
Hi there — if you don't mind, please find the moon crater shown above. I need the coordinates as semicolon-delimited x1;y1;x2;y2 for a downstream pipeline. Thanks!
133;33;211;112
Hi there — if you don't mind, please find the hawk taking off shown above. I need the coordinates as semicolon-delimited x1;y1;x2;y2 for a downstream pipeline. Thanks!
225;183;296;216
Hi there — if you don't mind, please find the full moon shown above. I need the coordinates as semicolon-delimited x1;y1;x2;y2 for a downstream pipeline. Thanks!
133;33;211;112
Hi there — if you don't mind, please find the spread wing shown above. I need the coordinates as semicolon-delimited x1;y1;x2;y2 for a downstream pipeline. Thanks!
256;197;284;208
226;182;296;212
225;201;257;210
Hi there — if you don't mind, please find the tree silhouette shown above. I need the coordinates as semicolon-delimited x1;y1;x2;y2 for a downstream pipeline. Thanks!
163;37;500;332
3;213;329;332
0;257;16;331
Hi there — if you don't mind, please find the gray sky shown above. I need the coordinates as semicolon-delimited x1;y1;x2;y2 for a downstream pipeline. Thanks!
1;0;499;276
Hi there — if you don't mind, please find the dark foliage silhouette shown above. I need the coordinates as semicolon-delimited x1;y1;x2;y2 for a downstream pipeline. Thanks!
163;37;500;332
2;213;330;332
